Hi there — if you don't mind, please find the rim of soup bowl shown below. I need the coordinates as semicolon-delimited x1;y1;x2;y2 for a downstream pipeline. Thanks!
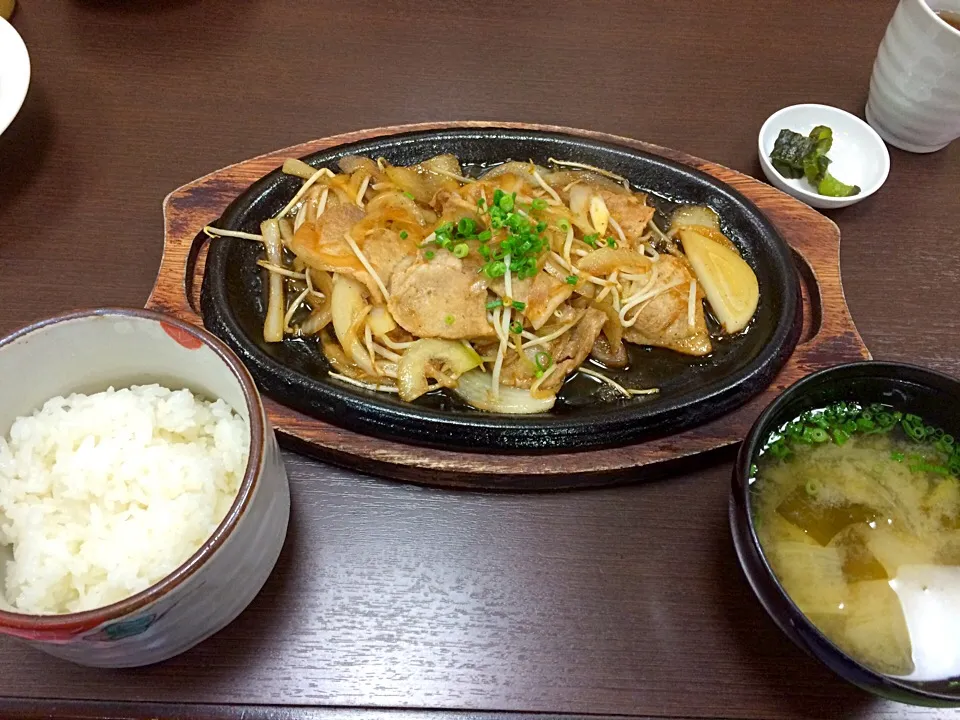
0;307;265;637
733;360;960;705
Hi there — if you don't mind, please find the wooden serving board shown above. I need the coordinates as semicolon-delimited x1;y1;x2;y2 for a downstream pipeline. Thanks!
147;122;870;491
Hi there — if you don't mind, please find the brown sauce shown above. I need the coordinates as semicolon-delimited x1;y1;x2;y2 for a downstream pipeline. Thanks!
935;9;960;31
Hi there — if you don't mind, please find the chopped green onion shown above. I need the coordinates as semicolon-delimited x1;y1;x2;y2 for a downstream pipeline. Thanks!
399;230;408;240
767;439;791;459
565;275;578;285
444;314;455;326
856;417;876;432
486;299;502;310
910;461;950;476
903;415;927;440
583;233;599;248
534;351;553;372
805;478;822;497
512;300;526;311
803;427;830;443
484;261;506;279
531;198;548;211
811;414;830;430
759;402;960;484
509;321;523;334
403;191;415;200
436;198;553;299
605;237;617;248
424;250;435;260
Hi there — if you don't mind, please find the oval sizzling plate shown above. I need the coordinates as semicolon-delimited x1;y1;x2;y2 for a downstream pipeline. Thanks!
201;128;801;452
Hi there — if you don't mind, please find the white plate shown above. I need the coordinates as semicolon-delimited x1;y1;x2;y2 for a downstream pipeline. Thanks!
0;16;30;137
758;104;890;210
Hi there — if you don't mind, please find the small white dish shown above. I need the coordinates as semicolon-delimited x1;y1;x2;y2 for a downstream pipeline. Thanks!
0;16;29;137
758;104;890;210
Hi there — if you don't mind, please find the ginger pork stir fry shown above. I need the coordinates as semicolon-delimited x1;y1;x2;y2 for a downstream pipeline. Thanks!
207;154;760;414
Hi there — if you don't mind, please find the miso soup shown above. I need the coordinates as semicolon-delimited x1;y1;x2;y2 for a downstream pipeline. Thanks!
751;402;960;680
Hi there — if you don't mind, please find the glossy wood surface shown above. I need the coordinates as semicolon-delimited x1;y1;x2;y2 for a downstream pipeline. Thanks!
1;1;959;718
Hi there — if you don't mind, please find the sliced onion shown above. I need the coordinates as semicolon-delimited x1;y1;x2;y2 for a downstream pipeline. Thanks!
542;169;628;194
589;194;610;236
397;339;481;401
453;370;556;414
281;157;317;180
383;155;461;203
261;219;286;343
479;161;547;184
300;307;331;335
678;228;758;334
578;247;650;276
670;205;720;233
338;155;379;177
331;275;375;374
421;154;464;179
569;183;591;217
368;306;397;336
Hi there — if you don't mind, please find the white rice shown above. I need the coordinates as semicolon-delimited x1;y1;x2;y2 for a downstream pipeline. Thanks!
0;384;249;615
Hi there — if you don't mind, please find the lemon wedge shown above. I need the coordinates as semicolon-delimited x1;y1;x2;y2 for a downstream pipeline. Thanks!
679;228;759;333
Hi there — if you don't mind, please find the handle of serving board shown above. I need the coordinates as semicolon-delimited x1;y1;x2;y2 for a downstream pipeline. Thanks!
764;207;871;392
145;194;213;327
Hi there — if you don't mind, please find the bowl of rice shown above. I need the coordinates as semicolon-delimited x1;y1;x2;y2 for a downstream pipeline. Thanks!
0;308;290;667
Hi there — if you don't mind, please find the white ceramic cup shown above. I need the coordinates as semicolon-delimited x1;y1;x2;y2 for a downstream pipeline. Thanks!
0;308;290;667
0;17;30;137
866;0;960;153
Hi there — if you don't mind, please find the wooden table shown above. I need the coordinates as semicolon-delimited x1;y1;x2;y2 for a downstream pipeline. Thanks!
1;2;958;718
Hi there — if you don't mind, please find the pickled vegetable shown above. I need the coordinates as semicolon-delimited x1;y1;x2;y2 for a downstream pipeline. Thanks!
769;125;860;198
